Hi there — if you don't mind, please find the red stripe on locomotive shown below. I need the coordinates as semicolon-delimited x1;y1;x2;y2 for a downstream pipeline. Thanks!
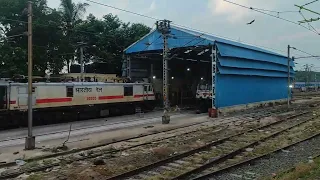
36;98;72;104
3;101;17;104
98;95;124;100
134;94;155;98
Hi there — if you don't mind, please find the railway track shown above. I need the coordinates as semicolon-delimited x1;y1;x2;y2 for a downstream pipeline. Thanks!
0;104;289;144
267;150;320;180
104;111;319;180
193;131;320;180
0;111;191;144
0;108;303;179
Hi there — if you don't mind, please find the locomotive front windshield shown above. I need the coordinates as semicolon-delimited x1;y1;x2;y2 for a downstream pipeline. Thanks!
197;83;212;91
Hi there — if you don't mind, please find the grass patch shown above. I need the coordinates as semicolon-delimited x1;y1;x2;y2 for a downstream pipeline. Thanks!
26;174;43;180
21;161;40;171
269;156;320;180
146;175;165;180
42;158;55;165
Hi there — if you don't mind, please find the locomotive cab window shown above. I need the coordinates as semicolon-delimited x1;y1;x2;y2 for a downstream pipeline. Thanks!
124;86;133;96
144;86;148;92
66;86;73;97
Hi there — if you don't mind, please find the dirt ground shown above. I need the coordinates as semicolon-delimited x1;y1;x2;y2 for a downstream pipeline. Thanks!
2;97;320;180
0;114;211;163
10;112;286;180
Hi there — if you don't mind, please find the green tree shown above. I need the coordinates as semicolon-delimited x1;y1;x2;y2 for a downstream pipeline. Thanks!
59;0;89;72
0;0;66;76
0;0;151;77
74;13;151;74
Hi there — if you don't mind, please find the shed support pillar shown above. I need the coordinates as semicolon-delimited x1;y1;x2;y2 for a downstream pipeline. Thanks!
156;19;171;124
210;44;218;118
126;55;131;79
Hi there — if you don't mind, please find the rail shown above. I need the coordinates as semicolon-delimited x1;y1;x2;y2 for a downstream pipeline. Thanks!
105;111;309;180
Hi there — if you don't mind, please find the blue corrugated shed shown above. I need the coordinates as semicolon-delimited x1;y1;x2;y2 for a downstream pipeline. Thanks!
214;40;294;108
124;26;295;109
216;75;288;107
125;26;288;58
219;56;294;73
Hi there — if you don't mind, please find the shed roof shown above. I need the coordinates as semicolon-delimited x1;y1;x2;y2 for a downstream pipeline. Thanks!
125;26;293;65
125;26;284;56
124;25;294;77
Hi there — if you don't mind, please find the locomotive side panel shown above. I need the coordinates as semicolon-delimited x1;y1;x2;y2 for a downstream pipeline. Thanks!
132;85;142;101
133;85;155;101
97;84;124;104
8;83;155;111
9;85;29;110
9;84;69;110
35;85;71;108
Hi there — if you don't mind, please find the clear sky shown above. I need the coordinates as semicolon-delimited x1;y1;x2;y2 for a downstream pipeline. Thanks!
47;0;320;71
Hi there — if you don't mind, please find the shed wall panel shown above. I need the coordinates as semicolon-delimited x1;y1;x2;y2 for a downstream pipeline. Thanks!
218;56;294;73
216;43;293;66
218;65;294;78
216;74;287;108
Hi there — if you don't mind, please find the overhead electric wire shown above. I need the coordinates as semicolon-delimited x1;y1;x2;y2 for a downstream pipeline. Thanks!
168;33;206;60
86;0;159;21
85;0;284;54
0;17;122;42
291;46;320;62
171;24;306;57
1;17;127;51
298;11;319;34
133;35;162;58
1;0;315;59
253;7;299;14
139;24;158;52
85;0;316;58
292;47;318;57
85;0;244;52
223;0;320;35
301;0;319;7
295;55;320;59
143;36;161;51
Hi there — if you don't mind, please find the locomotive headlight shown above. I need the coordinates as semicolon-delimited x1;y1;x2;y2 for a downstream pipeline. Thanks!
289;85;293;88
153;76;156;79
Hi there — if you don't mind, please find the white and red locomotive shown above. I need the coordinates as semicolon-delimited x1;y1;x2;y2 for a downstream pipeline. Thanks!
0;82;155;128
195;82;212;112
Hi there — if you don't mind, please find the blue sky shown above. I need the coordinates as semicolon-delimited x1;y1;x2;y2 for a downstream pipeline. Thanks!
48;0;320;71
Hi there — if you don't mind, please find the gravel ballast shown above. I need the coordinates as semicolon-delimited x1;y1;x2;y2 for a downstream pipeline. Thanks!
209;134;320;180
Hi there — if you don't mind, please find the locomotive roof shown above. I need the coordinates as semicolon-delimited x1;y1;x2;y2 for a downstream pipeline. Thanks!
0;82;151;86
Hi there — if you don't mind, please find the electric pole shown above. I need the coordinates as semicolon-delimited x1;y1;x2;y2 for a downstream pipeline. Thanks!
80;46;84;81
287;45;290;108
25;1;35;150
77;42;86;81
303;64;314;88
315;73;318;89
156;20;171;123
304;64;309;86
